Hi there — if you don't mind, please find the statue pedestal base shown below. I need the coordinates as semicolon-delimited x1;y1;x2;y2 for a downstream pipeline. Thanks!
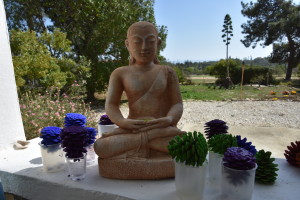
98;156;174;180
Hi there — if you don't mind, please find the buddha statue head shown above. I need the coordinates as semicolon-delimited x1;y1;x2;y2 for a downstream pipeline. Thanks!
125;21;161;65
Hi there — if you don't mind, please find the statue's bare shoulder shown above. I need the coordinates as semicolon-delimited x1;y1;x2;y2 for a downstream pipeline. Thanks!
110;66;130;80
163;65;179;83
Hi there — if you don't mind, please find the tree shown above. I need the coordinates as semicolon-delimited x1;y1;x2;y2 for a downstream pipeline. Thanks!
173;67;187;85
4;0;167;100
206;59;239;80
241;0;300;80
221;14;234;88
10;29;90;91
4;0;46;32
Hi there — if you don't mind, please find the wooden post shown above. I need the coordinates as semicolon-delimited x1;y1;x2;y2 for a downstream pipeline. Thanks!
240;61;245;100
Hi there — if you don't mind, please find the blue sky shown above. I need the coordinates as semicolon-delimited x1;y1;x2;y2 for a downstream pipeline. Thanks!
154;0;300;62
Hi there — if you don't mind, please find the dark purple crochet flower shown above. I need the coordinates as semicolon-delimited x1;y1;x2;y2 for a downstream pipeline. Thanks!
236;135;257;155
64;113;86;127
99;114;114;125
204;119;228;139
85;127;97;146
223;147;256;170
60;126;88;158
40;126;62;146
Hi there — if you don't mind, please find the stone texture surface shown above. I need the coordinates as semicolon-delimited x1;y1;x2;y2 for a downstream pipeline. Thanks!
98;157;174;180
94;22;183;179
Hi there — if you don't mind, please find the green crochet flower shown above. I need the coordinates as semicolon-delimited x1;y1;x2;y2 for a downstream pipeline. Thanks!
208;134;237;155
255;150;279;184
168;131;208;167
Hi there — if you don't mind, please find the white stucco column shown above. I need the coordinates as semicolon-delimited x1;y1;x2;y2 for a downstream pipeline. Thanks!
0;0;26;150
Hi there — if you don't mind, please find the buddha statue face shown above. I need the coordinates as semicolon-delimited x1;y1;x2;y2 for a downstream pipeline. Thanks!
126;22;161;65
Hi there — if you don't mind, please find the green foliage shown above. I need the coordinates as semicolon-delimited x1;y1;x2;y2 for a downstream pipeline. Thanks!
168;131;208;167
173;66;188;84
206;59;275;85
4;0;46;32
255;150;279;184
4;0;167;99
19;83;98;140
243;66;274;85
206;59;240;79
208;134;238;155
10;29;90;92
241;0;300;80
222;14;233;46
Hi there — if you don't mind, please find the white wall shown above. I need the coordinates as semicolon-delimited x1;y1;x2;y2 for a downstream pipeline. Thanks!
0;0;25;150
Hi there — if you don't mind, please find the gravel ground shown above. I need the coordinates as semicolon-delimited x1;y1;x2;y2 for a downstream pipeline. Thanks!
114;101;300;129
178;100;300;129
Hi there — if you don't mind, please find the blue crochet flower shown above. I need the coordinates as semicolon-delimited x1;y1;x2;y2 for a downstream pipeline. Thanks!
40;126;62;146
85;127;97;146
64;113;86;127
60;126;88;158
236;135;257;155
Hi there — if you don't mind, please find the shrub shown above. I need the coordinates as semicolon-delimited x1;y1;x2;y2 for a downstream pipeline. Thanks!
206;59;275;86
19;82;98;140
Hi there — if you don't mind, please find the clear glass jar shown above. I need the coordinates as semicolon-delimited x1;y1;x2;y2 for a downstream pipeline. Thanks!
86;144;96;165
208;151;223;193
98;124;118;137
221;163;257;200
66;154;87;181
175;161;207;200
39;143;65;173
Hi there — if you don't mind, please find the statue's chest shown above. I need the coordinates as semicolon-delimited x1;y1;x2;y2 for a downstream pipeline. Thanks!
124;71;167;96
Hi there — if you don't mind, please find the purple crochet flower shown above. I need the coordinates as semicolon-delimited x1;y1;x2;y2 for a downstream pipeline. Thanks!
64;113;86;127
223;147;256;170
99;114;114;125
60;126;88;158
204;119;228;139
40;126;62;146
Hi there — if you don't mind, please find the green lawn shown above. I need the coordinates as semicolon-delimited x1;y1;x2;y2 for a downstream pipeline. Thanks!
180;84;300;101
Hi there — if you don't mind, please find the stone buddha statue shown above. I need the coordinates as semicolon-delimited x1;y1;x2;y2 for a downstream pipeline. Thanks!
94;21;184;179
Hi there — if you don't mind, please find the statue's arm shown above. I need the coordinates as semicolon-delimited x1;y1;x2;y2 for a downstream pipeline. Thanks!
105;68;125;125
105;68;147;131
165;66;183;126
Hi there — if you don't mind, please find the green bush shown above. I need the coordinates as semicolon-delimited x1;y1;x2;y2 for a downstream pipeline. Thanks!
173;66;188;84
10;29;90;93
206;59;275;86
240;66;274;85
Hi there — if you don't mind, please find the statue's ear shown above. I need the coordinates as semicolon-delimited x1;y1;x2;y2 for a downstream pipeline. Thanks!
157;37;162;49
125;39;129;49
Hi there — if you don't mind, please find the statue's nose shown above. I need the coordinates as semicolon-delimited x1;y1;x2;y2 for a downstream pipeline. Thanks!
141;40;147;50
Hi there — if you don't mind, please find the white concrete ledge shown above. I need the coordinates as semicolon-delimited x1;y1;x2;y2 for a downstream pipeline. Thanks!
0;135;299;200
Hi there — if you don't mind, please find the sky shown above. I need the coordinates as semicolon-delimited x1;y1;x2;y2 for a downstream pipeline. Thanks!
154;0;300;62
